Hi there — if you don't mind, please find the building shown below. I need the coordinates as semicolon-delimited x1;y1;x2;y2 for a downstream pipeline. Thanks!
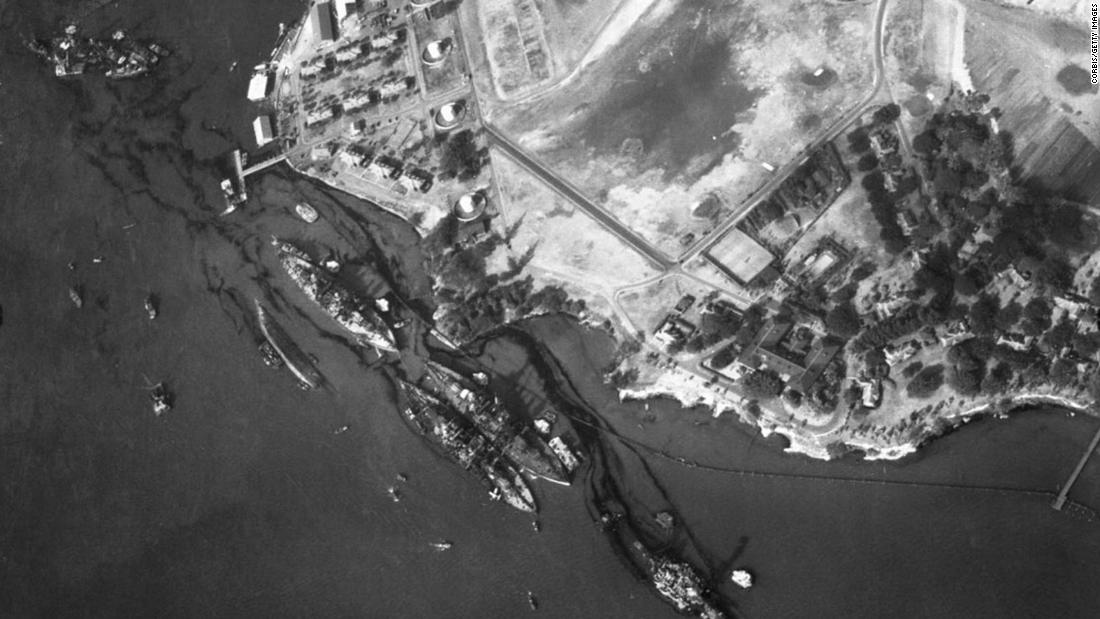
334;45;363;62
334;0;358;20
454;192;487;221
378;78;411;98
996;332;1033;351
247;70;271;102
342;91;373;111
399;168;433;193
884;341;919;366
252;115;275;147
311;2;337;42
370;32;399;50
859;378;882;409
310;144;332;161
654;315;696;349
705;228;776;285
337;149;365;167
305;107;334;126
737;319;843;392
367;156;401;180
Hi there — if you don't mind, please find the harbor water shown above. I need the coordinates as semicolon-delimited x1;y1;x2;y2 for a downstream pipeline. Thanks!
2;1;1100;617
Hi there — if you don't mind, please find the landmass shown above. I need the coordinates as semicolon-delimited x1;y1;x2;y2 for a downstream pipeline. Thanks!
242;0;1100;465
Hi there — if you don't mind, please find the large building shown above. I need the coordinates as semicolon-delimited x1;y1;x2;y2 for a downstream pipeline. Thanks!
705;228;776;285
253;115;275;147
247;71;271;102
311;2;337;42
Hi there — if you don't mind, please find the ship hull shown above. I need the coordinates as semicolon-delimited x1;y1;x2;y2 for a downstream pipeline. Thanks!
256;300;323;389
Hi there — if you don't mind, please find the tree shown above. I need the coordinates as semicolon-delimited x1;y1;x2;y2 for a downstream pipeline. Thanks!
740;369;784;400
1042;319;1075;352
968;294;1000;336
1088;277;1100;306
953;271;980;297
902;361;924;378
861;170;886;193
848;128;871;153
825;302;862;338
1021;298;1052;337
856;153;879;172
873;103;901;124
912;130;941;156
1072;331;1100;359
906;364;945;398
994;300;1022;332
711;345;737;368
982;362;1014;394
1050;358;1078;387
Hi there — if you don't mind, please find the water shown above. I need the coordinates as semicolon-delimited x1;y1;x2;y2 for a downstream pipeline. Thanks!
2;1;1100;618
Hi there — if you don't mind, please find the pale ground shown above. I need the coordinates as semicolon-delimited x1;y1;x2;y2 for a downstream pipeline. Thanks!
476;0;879;256
615;274;716;335
488;148;661;295
781;183;890;270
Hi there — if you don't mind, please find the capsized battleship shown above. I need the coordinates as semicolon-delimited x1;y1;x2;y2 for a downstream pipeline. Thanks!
398;378;537;513
423;361;571;486
272;238;397;352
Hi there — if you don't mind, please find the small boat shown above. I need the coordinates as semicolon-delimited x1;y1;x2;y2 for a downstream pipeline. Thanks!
150;383;173;416
396;473;408;482
334;425;349;435
527;591;538;610
229;60;238;71
68;286;83;308
730;568;754;589
430;541;452;551
531;520;541;533
294;203;319;223
258;341;284;368
144;295;157;320
388;486;401;502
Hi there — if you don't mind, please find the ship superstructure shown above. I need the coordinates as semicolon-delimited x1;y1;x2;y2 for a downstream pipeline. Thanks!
273;239;397;352
399;379;537;513
423;361;570;486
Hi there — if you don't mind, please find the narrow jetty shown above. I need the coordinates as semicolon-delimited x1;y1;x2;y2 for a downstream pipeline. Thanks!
1051;422;1100;511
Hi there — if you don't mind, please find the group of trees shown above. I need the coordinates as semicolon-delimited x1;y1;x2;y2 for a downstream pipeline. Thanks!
740;369;785;400
438;130;488;181
824;302;861;338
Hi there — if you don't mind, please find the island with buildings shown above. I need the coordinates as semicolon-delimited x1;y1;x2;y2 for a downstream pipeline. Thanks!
234;0;1100;482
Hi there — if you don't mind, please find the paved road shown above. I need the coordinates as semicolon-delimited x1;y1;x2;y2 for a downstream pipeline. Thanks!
483;123;675;269
677;0;891;266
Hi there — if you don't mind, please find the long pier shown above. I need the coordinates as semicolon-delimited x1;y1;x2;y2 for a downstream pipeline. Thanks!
1051;422;1100;510
242;152;288;177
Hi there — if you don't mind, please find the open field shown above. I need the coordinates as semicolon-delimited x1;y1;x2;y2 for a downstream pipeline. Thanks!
474;0;556;98
962;0;1100;203
476;0;878;255
490;149;661;294
616;274;716;336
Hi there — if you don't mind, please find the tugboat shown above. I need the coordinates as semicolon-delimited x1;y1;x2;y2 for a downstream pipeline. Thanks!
144;294;157;320
294;203;319;223
150;383;173;416
68;286;83;308
430;541;453;551
273;239;397;352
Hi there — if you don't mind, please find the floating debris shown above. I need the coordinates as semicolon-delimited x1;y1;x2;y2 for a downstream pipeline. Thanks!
68;286;83;308
396;472;408;482
527;591;538;611
388;486;401;502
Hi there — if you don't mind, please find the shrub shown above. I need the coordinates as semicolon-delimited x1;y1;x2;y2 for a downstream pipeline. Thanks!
906;364;945;398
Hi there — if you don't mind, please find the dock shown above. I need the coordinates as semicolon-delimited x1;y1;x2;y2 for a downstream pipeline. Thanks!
1051;421;1100;511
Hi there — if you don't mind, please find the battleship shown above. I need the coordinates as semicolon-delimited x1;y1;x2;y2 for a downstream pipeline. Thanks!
423;361;570;486
272;239;397;352
27;25;167;79
398;378;537;513
255;300;323;389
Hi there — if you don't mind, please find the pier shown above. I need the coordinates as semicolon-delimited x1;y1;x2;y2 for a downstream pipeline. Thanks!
1051;422;1100;511
242;151;288;177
